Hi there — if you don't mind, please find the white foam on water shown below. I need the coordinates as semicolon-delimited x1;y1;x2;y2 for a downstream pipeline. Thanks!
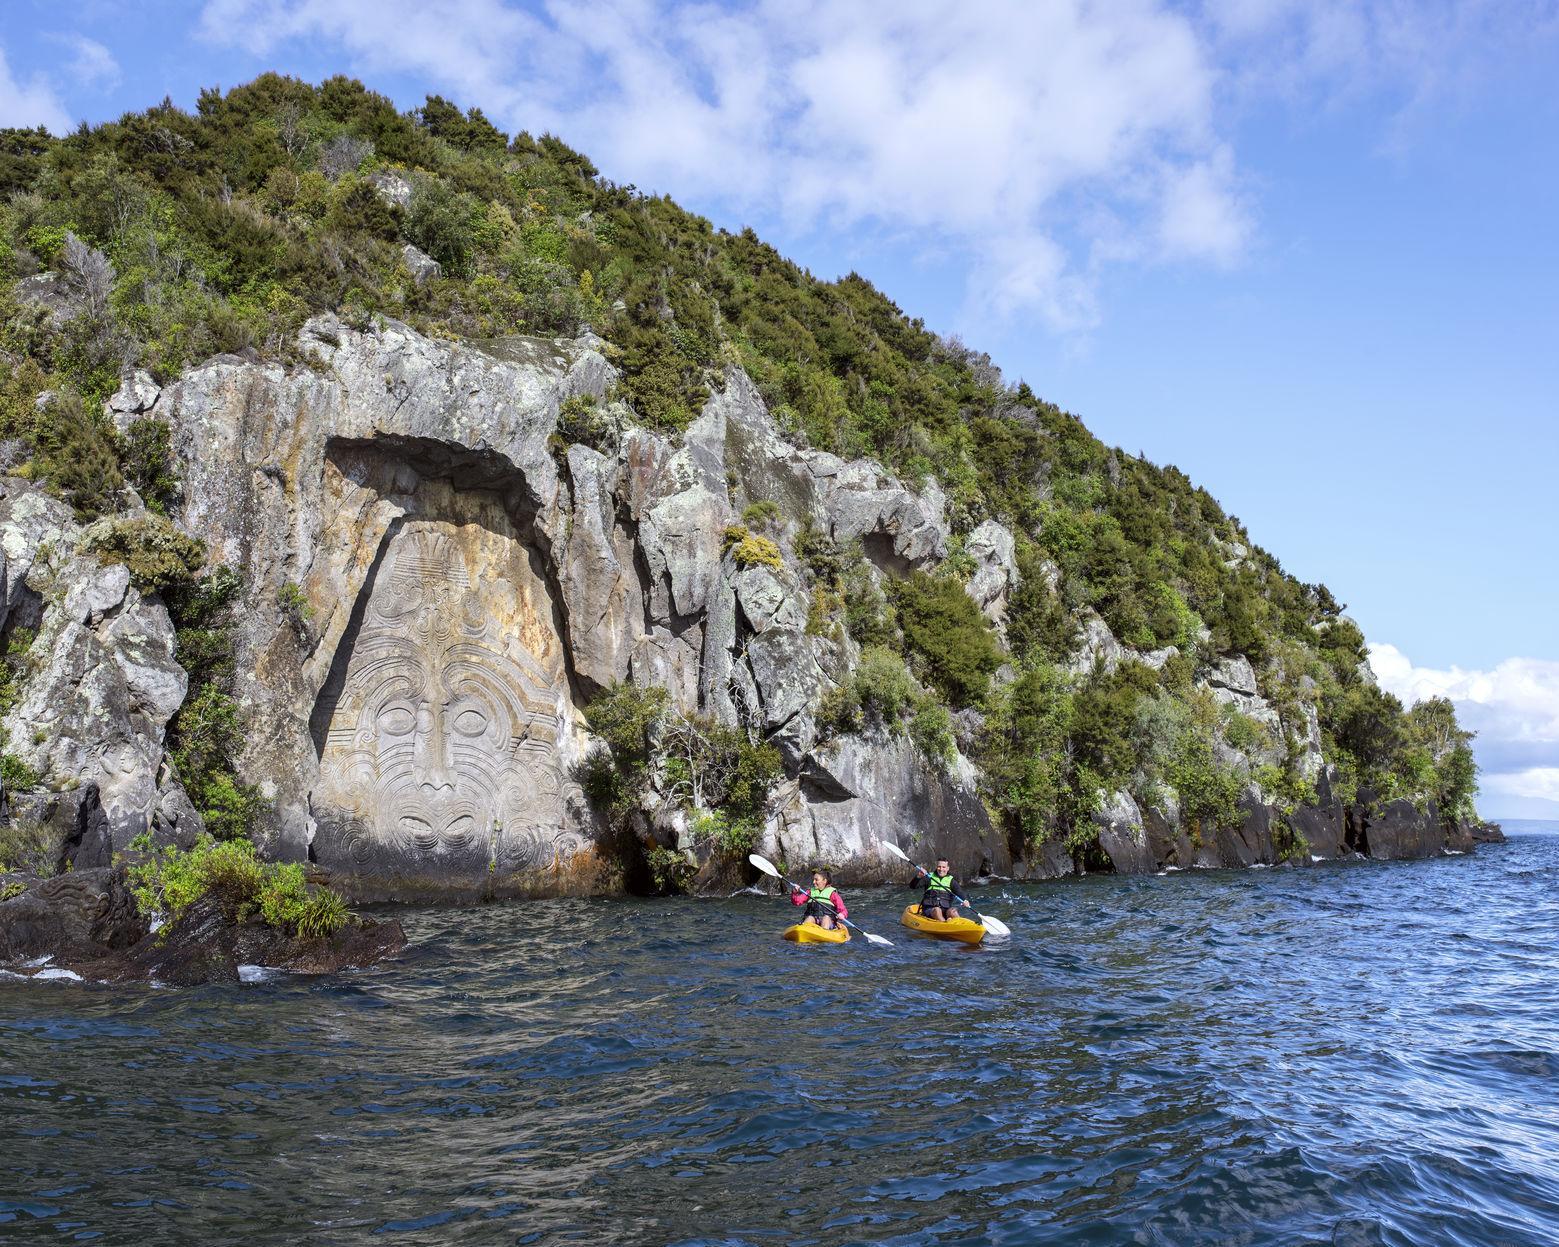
33;967;82;982
1311;855;1326;863
238;964;278;983
1443;849;1466;856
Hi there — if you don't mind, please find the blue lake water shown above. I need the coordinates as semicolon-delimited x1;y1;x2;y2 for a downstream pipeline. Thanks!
3;825;1557;1246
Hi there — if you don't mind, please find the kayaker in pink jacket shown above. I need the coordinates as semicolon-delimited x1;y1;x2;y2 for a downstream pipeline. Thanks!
789;868;847;930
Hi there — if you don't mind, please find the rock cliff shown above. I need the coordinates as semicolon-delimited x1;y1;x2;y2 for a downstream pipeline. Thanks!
2;309;1484;897
0;76;1497;906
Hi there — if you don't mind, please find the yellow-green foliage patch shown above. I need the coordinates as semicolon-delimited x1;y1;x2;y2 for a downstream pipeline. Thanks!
128;837;352;940
722;525;784;573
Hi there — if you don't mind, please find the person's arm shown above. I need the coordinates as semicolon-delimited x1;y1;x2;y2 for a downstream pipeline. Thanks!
908;867;927;890
832;891;848;920
789;886;806;907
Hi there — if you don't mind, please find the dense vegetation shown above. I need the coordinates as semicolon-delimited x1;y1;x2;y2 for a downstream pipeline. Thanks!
127;834;350;938
0;75;1479;871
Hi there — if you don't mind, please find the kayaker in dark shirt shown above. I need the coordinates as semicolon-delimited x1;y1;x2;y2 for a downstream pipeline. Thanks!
911;856;963;922
789;867;847;930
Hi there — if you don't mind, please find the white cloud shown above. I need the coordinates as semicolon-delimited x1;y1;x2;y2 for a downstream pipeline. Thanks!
52;35;122;91
1202;0;1559;143
0;45;72;133
1369;642;1559;817
192;0;1559;330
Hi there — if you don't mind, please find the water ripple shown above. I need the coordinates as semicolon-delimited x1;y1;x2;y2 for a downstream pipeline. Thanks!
3;831;1557;1245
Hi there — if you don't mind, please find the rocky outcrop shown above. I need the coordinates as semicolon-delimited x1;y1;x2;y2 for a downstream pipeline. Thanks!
401;243;442;285
103;315;973;899
0;866;404;984
0;482;194;860
1094;789;1154;875
0;308;1493;901
768;733;1008;885
965;519;1017;633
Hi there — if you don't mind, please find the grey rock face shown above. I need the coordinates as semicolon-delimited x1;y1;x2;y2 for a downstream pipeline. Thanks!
369;171;413;209
0;867;145;964
716;367;949;571
0;482;190;854
401;243;442;285
159;317;612;885
557;445;642;692
766;733;1008;885
965;520;1017;622
1094;789;1155;875
106;370;161;433
12;272;83;327
1066;614;1125;676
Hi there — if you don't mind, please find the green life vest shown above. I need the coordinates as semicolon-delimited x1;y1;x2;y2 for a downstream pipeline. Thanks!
808;885;837;903
924;871;955;898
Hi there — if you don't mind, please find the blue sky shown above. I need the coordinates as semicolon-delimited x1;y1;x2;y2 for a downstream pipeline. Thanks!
2;0;1556;815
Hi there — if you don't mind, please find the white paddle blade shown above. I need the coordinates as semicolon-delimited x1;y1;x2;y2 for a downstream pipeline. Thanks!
747;853;782;878
863;932;894;947
880;841;912;864
978;913;1012;937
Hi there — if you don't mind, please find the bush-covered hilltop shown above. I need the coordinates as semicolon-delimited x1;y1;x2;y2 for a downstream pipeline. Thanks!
0;74;1481;873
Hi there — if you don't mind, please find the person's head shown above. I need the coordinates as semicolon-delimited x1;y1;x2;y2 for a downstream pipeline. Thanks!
812;867;831;889
936;857;950;874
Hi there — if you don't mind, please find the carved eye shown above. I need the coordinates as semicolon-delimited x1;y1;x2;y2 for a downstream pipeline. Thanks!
453;708;489;736
378;705;416;735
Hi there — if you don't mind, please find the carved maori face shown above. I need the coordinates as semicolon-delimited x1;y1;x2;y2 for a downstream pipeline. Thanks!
314;522;579;872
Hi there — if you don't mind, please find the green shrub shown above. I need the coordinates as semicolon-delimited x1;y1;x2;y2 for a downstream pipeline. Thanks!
556;393;612;451
722;525;784;573
277;580;312;627
978;664;1073;847
82;514;205;593
889;571;1003;707
167;684;264;840
0;754;44;793
646;844;691;894
0;880;25;901
579;682;669;807
28;390;124;520
128;837;351;937
742;500;780;529
0;820;57;875
688;806;756;857
120;418;180;515
405;178;480;276
909;699;955;767
0;625;38;715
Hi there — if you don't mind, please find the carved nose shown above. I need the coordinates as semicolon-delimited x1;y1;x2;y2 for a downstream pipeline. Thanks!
416;702;457;793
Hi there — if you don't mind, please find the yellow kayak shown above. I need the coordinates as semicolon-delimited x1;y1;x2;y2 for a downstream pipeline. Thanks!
782;922;851;944
900;904;986;945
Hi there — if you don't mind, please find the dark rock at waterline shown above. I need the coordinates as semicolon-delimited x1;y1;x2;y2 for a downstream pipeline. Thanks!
1469;820;1505;844
0;866;405;985
0;867;146;963
1012;841;1073;881
1361;798;1446;861
77;897;408;986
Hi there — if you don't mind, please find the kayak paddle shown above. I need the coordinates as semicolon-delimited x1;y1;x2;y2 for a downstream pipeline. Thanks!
879;841;1012;937
747;853;894;947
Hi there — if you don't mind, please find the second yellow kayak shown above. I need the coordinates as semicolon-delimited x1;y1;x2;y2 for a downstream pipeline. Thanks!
900;904;986;945
782;922;851;944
